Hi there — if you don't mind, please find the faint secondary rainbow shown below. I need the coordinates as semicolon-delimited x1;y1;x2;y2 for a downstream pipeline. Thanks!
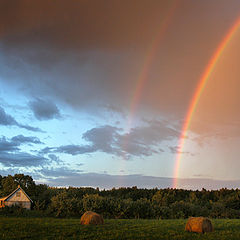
126;0;179;131
121;0;179;163
173;17;240;188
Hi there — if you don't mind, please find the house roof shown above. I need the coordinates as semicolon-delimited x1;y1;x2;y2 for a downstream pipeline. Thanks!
1;185;33;202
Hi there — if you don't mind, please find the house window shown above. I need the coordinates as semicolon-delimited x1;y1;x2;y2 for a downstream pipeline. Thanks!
16;192;21;197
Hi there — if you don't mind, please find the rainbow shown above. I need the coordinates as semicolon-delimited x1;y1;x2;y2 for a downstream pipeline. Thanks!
173;17;240;188
126;0;179;131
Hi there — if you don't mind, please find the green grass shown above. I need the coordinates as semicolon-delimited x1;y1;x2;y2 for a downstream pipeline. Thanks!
0;217;240;240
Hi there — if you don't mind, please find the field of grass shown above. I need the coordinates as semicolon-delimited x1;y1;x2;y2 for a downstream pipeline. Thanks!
0;217;240;240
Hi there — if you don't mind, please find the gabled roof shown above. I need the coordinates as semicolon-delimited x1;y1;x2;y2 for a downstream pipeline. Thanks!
2;185;33;202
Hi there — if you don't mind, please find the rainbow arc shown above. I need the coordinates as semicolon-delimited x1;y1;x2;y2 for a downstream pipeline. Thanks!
173;17;240;188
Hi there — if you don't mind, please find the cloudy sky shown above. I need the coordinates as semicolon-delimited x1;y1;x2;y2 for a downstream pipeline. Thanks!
1;0;240;189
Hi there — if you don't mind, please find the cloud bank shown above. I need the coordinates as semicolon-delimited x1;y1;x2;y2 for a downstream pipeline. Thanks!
29;98;61;120
0;106;43;132
40;121;179;158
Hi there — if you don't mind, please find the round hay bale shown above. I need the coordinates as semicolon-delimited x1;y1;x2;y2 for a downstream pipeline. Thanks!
185;217;213;233
80;211;104;225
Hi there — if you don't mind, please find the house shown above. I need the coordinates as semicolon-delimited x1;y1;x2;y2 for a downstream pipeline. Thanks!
0;185;32;210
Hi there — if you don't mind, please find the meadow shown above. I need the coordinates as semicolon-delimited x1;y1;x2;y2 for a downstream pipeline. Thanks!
0;217;240;240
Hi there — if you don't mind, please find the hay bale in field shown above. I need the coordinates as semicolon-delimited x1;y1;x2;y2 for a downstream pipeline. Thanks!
185;217;213;233
80;211;104;225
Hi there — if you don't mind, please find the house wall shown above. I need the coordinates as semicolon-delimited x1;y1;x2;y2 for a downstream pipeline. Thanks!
7;189;29;202
5;189;31;210
5;201;31;209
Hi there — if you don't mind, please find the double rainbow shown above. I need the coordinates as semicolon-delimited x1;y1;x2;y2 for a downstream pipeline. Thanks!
173;17;240;188
127;0;179;130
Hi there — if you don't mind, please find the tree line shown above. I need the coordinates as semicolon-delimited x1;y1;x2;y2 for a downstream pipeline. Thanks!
1;174;240;219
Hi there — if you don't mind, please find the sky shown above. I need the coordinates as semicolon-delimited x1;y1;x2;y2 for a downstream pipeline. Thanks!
1;0;240;189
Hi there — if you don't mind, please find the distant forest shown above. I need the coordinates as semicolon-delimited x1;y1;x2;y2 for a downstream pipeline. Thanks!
1;174;240;219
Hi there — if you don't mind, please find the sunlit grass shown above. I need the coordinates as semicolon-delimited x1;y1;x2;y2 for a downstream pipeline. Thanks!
0;217;240;239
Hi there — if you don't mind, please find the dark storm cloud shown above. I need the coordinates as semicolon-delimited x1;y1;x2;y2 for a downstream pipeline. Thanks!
0;135;41;152
42;120;179;158
168;146;180;154
44;125;122;156
0;135;45;167
0;0;176;50
82;125;122;155
121;120;179;145
55;145;96;156
0;152;46;167
82;122;179;157
0;106;17;125
29;98;61;120
17;123;44;133
48;154;61;162
11;134;42;144
118;121;179;157
0;137;19;152
0;106;43;132
39;147;55;155
0;0;240;139
2;0;238;119
168;145;193;155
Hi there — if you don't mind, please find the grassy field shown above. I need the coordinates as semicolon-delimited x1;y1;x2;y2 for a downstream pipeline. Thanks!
0;217;240;240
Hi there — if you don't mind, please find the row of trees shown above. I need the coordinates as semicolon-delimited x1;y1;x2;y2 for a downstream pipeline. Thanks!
1;174;240;219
